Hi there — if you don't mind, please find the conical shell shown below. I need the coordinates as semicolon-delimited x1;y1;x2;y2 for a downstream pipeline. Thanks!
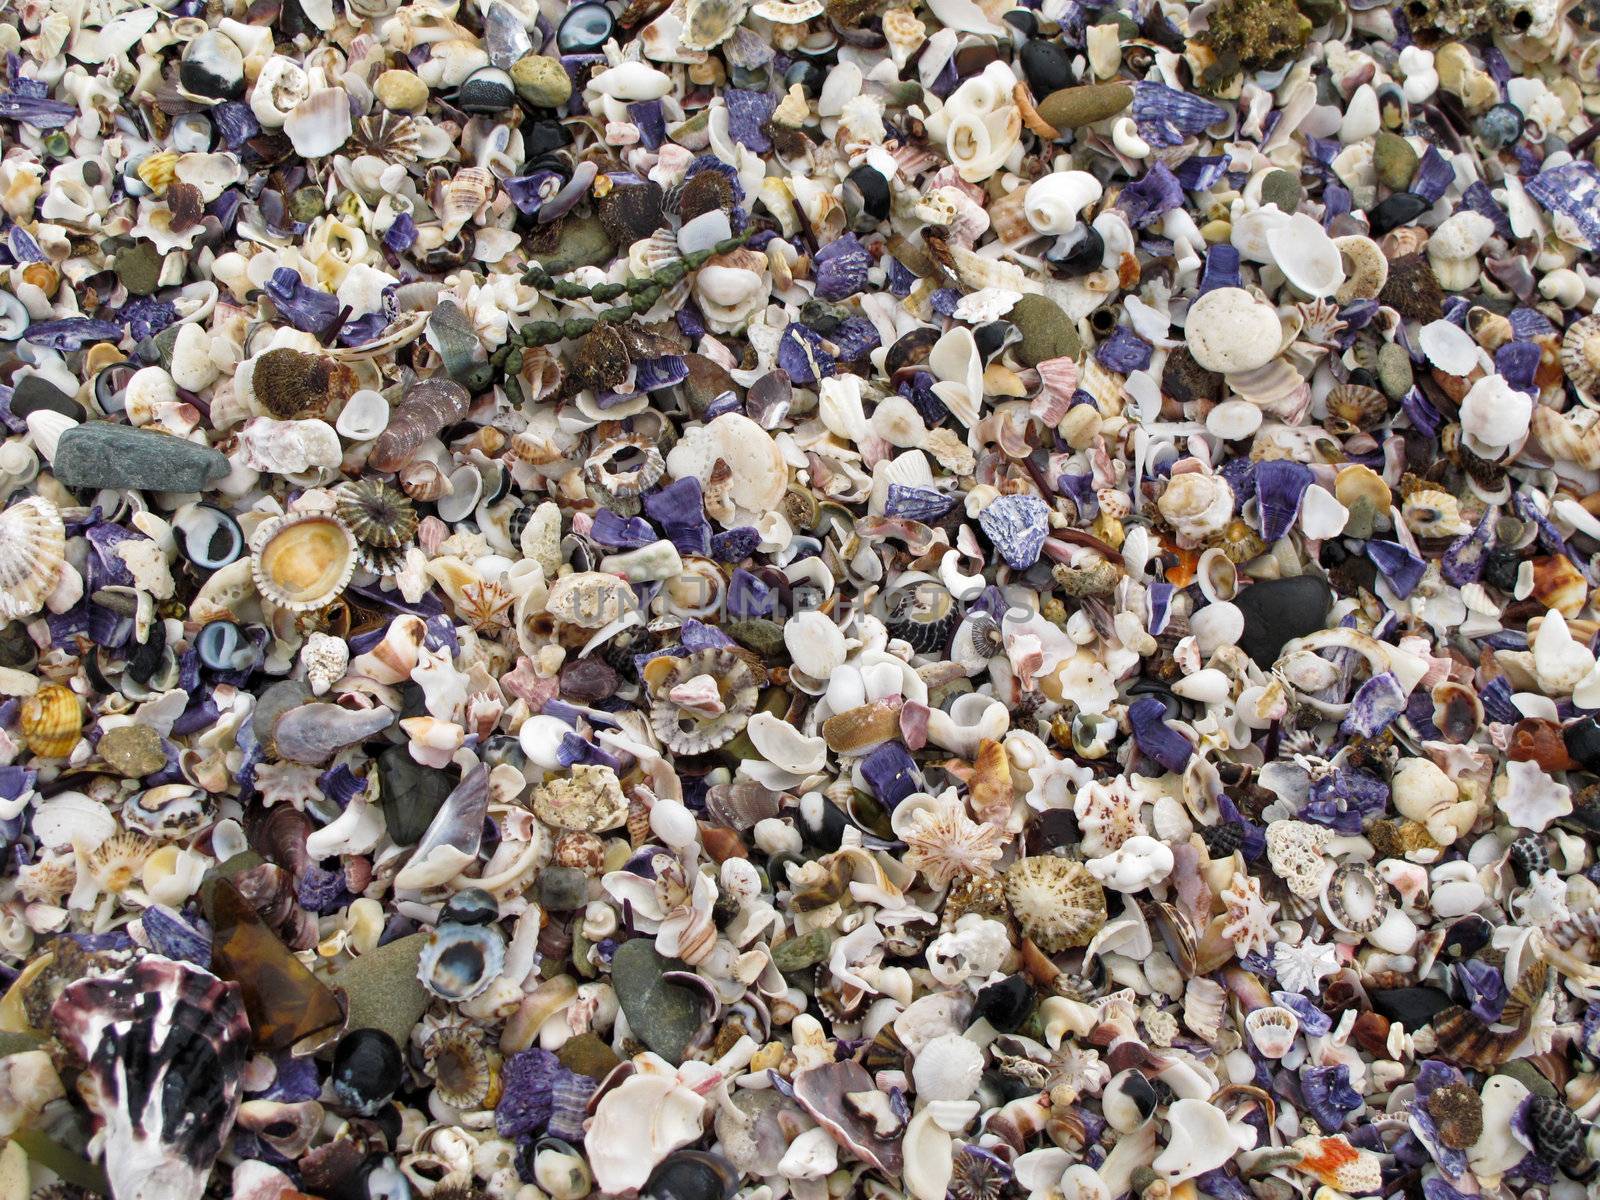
250;513;358;612
0;496;64;621
20;682;83;759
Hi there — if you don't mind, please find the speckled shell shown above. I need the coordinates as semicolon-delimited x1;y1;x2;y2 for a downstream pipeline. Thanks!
646;647;765;753
1561;313;1600;397
20;683;83;759
0;496;65;622
250;513;358;612
335;478;419;548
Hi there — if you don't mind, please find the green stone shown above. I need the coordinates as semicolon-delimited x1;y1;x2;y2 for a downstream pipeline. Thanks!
1010;293;1081;366
114;243;162;296
771;928;834;972
530;215;614;274
727;618;786;659
510;55;573;108
51;424;230;493
1259;169;1302;215
1376;341;1414;401
1374;130;1418;192
557;1032;620;1079
610;938;702;1065
328;932;432;1049
1037;82;1133;130
379;743;453;845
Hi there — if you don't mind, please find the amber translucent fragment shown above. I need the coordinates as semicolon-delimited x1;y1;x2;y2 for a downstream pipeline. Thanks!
206;876;344;1052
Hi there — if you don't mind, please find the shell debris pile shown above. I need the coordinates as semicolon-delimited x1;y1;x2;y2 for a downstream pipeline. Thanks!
5;0;1600;1198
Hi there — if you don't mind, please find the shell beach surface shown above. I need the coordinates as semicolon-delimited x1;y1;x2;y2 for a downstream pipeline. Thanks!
9;0;1600;1197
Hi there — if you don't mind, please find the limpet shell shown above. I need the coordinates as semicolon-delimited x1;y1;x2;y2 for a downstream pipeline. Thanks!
418;922;507;1001
250;513;359;612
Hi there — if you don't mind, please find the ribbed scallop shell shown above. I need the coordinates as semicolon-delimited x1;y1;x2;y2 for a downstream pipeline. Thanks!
335;478;419;548
250;513;358;612
0;496;64;622
20;682;83;759
1561;313;1600;397
1325;383;1388;432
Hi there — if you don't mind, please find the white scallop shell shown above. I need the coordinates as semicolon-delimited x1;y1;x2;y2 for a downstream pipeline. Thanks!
33;791;117;853
0;496;65;622
1417;318;1481;377
283;87;352;158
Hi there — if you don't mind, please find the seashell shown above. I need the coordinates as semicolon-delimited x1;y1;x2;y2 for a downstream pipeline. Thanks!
1560;312;1600;397
235;1100;323;1158
236;417;343;475
1003;857;1106;952
1324;383;1388;433
1320;863;1389;934
368;378;471;473
396;764;490;884
746;711;827;775
1267;213;1345;297
584;434;666;515
1153;1098;1257;1184
1333;235;1389;302
250;513;358;612
678;0;748;50
272;703;395;765
1023;171;1103;236
437;167;496;239
1158;472;1234;544
1418;318;1481;377
1243;1004;1300;1058
123;784;209;841
648;648;764;754
283;87;353;159
1254;459;1313;543
753;0;823;19
335;389;389;441
0;497;64;622
531;763;630;832
544;571;638;628
585;1070;709;1194
51;958;251;1200
247;348;355;419
173;503;245;570
418;922;507;1001
335;478;418;548
785;610;849;678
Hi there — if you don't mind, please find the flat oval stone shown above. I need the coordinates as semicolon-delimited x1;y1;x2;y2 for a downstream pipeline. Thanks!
1037;82;1133;130
610;938;702;1065
1235;575;1334;668
52;424;231;493
510;55;572;108
1010;293;1081;365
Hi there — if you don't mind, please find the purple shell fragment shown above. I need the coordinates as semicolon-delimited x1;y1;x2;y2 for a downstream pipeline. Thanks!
25;318;123;351
813;234;873;302
1131;82;1227;147
1128;698;1194;772
1341;671;1407;738
977;494;1049;568
885;484;956;521
1254;459;1313;543
1524;160;1600;249
724;88;776;152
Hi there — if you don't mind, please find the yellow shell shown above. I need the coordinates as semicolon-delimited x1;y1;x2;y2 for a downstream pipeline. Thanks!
251;514;358;612
20;683;83;759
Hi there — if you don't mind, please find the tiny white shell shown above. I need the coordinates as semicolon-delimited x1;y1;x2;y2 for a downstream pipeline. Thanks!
336;389;389;441
1417;318;1481;377
1266;213;1346;298
746;711;828;774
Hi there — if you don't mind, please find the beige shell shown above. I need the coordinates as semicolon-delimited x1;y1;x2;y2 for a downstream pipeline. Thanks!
437;167;496;239
0;496;65;622
544;571;638;629
1002;857;1107;952
20;683;83;759
1561;313;1600;398
250;513;358;612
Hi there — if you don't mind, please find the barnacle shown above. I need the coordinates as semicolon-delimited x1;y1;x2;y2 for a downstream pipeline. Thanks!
1002;857;1107;953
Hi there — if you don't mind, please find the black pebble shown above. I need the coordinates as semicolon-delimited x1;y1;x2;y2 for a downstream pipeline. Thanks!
522;121;573;160
1565;716;1600;773
975;974;1035;1032
1020;40;1074;95
1234;575;1333;668
556;2;617;53
1483;546;1522;592
331;1028;404;1115
1367;191;1429;235
1368;986;1453;1027
9;376;81;421
641;1152;738;1200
